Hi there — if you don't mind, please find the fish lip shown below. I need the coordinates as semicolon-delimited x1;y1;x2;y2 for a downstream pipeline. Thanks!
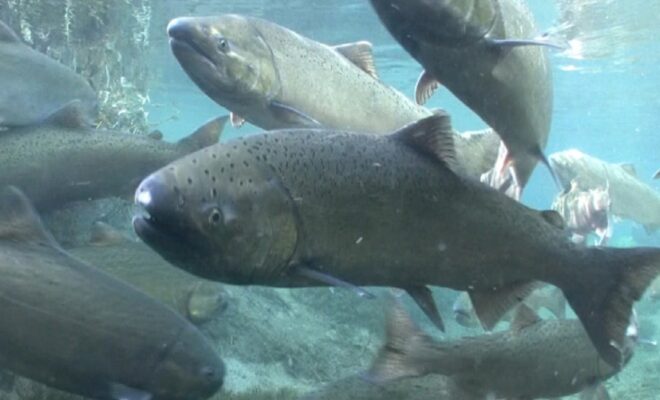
169;37;217;70
133;214;188;257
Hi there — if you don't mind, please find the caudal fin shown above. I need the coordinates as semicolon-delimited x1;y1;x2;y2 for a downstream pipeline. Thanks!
563;247;660;367
364;299;432;383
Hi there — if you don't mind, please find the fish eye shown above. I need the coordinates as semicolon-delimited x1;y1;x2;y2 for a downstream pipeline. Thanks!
209;208;222;225
217;38;229;52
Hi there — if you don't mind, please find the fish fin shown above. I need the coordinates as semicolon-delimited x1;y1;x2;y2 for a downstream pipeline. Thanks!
270;102;322;127
469;281;541;330
488;33;567;50
654;169;659;180
363;297;431;383
176;115;228;151
540;210;565;230
510;304;541;333
147;130;163;140
0;21;21;43
230;112;245;128
618;163;637;177
530;145;563;192
42;100;93;129
332;41;378;79
89;221;127;247
393;112;458;174
110;383;153;400
0;186;59;248
404;285;445;332
562;247;660;367
414;70;441;105
294;266;376;299
579;383;611;400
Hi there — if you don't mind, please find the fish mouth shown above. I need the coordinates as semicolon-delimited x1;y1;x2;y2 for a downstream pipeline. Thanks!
169;38;217;70
133;212;191;263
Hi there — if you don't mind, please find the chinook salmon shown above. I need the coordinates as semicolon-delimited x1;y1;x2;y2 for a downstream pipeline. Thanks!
367;300;625;400
0;21;97;128
133;113;660;367
368;0;557;196
0;101;226;211
0;186;223;400
550;149;660;233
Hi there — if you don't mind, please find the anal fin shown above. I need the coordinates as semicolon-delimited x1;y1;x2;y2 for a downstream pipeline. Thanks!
404;285;444;332
414;70;441;105
469;281;541;330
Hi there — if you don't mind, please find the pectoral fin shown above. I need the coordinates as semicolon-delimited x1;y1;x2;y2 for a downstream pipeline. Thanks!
489;33;567;50
469;281;541;330
294;266;376;299
579;383;611;400
414;70;441;105
405;285;445;332
270;102;321;127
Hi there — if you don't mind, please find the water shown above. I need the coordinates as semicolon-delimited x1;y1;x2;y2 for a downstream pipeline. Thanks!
0;0;659;399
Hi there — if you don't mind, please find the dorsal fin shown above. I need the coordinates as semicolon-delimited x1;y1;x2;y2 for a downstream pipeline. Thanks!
177;115;228;151
42;100;92;129
89;221;127;246
332;41;378;79
618;163;637;177
0;21;21;43
148;130;163;140
541;210;565;230
510;303;542;333
393;112;458;173
0;186;59;248
414;70;441;105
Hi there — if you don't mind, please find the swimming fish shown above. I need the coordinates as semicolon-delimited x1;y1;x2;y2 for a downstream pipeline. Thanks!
0;186;223;400
166;14;434;133
551;180;612;245
0;101;226;211
0;21;97;128
367;299;625;399
134;113;660;368
72;221;229;326
368;0;557;196
550;149;660;233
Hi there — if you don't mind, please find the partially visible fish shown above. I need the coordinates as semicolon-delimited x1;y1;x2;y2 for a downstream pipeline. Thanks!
133;113;660;367
368;0;556;196
0;101;226;211
0;21;97;128
453;286;566;329
480;142;520;200
654;169;659;180
552;180;612;245
72;221;229;326
0;186;223;400
550;149;660;233
368;300;626;400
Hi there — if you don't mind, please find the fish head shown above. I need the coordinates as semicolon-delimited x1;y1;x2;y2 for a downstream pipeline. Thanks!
133;144;298;285
549;149;585;188
369;0;497;47
167;15;279;109
147;325;224;400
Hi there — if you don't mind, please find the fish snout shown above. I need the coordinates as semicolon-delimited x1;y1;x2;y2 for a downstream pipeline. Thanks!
167;17;196;41
135;171;184;222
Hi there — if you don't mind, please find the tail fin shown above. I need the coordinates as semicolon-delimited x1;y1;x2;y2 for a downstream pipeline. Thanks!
563;247;660;367
176;115;228;152
364;299;432;383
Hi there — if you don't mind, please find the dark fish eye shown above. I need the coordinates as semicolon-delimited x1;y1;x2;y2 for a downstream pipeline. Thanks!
218;38;229;52
209;208;222;225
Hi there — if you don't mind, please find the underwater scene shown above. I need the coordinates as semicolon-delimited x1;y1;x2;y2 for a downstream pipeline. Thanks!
0;0;659;399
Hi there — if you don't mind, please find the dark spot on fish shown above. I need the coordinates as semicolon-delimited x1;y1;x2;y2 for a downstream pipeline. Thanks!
243;161;249;167
212;153;217;159
187;178;193;185
226;153;231;158
204;169;209;176
229;177;234;183
192;158;197;164
230;163;234;169
212;176;216;183
212;188;217;198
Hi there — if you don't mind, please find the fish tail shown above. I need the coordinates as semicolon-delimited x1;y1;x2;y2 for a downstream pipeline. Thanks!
363;298;434;383
562;246;660;367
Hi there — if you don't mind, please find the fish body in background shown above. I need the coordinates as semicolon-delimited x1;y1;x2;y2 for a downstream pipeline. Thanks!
552;180;612;245
0;102;226;211
0;21;97;128
550;149;660;233
134;114;660;368
0;186;223;400
70;221;229;326
368;0;555;195
368;301;622;400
